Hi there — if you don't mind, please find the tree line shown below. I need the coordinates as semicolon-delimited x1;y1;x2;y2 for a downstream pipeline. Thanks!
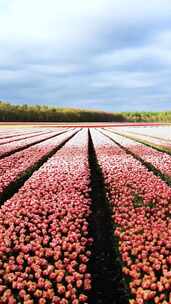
0;101;171;122
124;111;171;122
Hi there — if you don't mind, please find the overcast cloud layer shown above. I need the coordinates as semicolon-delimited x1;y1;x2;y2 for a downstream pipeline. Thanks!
0;0;171;111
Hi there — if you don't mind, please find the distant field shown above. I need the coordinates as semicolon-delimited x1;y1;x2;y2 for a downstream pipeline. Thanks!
0;121;170;128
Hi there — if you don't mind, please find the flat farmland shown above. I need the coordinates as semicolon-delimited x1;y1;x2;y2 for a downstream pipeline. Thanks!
0;124;171;304
0;122;169;128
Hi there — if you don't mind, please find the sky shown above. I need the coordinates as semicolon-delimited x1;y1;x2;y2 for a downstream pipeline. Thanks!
0;0;171;112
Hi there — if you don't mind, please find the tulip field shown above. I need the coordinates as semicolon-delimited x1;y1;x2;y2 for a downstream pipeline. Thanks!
0;125;171;304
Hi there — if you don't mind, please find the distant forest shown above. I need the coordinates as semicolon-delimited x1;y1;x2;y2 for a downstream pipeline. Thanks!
0;101;171;122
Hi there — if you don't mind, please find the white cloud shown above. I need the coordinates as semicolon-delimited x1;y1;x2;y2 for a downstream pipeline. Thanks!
0;0;171;110
0;69;28;83
0;0;114;48
92;71;160;89
0;0;170;49
94;28;171;68
27;63;79;75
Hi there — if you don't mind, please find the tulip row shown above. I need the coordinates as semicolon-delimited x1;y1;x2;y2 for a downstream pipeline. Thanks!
0;129;66;159
0;129;92;303
91;128;171;304
0;130;52;146
0;129;44;141
109;128;171;152
102;129;171;180
0;128;76;202
114;126;171;142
